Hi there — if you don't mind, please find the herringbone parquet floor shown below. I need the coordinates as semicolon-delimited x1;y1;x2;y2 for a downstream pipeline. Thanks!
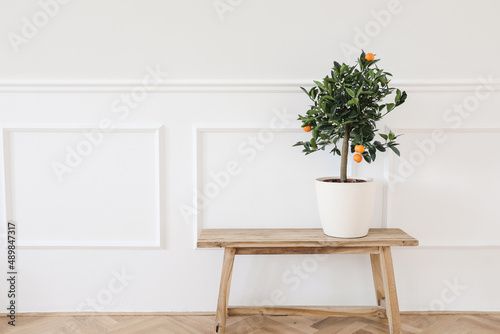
2;314;500;334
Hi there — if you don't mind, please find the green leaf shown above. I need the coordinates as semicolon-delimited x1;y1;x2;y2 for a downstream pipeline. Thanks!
373;141;386;152
313;80;325;91
389;145;400;156
310;138;317;150
379;133;388;140
389;131;395;141
358;59;364;70
363;153;372;163
340;64;346;75
312;127;318;141
347;98;358;106
396;91;407;106
309;87;318;99
369;69;375;79
346;87;355;98
386;103;395;112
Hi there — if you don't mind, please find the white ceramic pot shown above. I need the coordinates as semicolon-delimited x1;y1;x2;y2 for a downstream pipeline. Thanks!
315;176;377;238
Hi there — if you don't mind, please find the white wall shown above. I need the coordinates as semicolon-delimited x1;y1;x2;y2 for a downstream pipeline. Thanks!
1;0;499;313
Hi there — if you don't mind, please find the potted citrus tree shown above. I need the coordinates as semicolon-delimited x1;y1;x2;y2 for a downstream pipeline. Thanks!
294;51;407;238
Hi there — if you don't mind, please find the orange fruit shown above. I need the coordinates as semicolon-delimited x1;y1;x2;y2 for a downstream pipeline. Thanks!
353;154;363;163
355;145;365;153
365;53;375;61
303;125;311;132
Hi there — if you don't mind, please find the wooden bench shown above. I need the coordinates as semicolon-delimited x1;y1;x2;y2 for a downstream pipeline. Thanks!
197;228;418;334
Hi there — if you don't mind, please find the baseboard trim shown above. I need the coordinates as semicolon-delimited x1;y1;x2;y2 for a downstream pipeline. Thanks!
402;311;500;315
0;312;215;317
2;310;499;317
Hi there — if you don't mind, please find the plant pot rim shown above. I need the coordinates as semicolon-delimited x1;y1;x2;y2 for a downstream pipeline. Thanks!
316;176;374;183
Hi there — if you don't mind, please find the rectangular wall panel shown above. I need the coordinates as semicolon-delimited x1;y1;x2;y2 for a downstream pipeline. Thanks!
386;129;500;246
195;127;354;237
2;127;164;248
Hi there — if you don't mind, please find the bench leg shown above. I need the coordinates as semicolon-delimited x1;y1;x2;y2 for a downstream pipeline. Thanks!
370;253;386;316
379;246;403;334
214;247;236;334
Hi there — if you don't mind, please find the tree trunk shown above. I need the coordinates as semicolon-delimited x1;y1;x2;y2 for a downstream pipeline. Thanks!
340;126;351;183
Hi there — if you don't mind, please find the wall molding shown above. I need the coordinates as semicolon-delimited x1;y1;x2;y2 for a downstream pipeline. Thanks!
384;127;500;248
193;126;500;249
0;79;499;93
1;126;165;250
15;240;160;249
2;310;500;317
193;126;303;248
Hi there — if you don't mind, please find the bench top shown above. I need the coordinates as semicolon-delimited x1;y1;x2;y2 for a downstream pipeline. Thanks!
197;228;418;248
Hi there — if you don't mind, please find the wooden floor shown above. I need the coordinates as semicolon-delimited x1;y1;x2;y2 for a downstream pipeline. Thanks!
2;314;500;334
